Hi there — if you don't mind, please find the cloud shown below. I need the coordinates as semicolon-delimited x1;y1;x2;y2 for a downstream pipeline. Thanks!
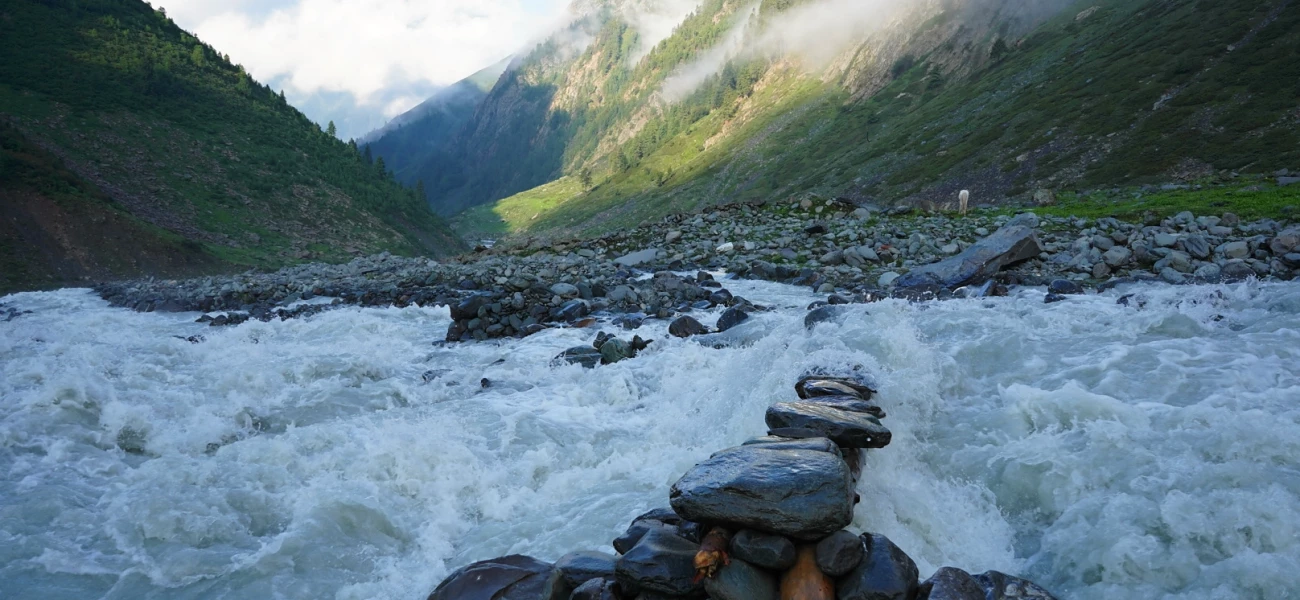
153;0;571;138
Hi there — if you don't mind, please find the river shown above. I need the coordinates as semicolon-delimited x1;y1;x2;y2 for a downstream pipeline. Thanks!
2;279;1298;599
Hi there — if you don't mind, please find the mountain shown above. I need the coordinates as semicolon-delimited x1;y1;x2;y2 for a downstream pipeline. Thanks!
360;59;509;198
385;0;1299;236
0;0;465;294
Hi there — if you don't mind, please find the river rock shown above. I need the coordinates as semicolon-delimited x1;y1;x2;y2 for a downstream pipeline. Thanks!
426;555;564;600
555;551;617;589
729;529;798;570
669;445;855;540
599;338;634;365
805;305;852;329
893;226;1041;290
703;558;779;600
1046;279;1082;295
836;534;918;600
1183;235;1211;259
451;293;493;320
738;437;842;455
796;375;874;400
797;373;877;399
570;578;619;600
716;307;750;332
558;346;603;369
1102;246;1132;267
616;248;660;267
971;571;1059;600
669;315;710;337
1272;227;1300;255
1220;241;1250;259
766;401;891;448
556;299;590;321
615;528;702;596
796;395;886;419
816;530;865;577
550;283;580;298
919;567;985;600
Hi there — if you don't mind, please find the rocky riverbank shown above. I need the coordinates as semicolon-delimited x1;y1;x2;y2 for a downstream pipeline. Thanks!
93;198;1299;340
425;370;1058;600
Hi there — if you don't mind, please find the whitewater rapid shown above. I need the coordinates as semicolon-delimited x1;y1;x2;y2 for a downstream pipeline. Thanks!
2;279;1299;599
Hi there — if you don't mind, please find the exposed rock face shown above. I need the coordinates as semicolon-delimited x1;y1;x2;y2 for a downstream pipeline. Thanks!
893;225;1042;290
669;445;856;540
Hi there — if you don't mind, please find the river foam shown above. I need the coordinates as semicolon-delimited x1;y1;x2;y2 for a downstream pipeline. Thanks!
2;279;1298;599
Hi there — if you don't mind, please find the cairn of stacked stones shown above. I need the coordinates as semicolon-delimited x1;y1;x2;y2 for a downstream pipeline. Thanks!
426;372;1059;600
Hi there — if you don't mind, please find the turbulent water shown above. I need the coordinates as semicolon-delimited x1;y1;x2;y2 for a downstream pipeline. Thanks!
2;279;1300;600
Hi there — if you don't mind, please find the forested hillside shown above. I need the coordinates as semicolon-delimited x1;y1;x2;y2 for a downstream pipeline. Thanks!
383;0;1299;236
0;0;465;293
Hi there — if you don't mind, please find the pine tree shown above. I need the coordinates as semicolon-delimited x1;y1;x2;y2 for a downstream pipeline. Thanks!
579;167;593;189
326;121;337;138
362;144;373;164
416;179;427;202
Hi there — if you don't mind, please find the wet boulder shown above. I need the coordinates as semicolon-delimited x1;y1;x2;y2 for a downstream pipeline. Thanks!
797;372;878;399
795;395;886;419
599;338;634;365
805;305;852;330
836;534;918;600
816;530;865;577
971;571;1059;600
1046;279;1083;295
669;445;855;540
669;315;710;338
919;567;985;600
570;578;619;600
893;225;1042;291
738;436;842;455
555;551;617;589
558;346;603;369
703;558;779;600
451;293;494;320
796;377;876;402
426;555;564;600
716;307;750;332
766;402;892;448
729;529;798;571
615;528;702;596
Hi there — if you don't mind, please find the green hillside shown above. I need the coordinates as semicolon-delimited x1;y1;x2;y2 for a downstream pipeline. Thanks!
0;0;465;293
408;0;1299;238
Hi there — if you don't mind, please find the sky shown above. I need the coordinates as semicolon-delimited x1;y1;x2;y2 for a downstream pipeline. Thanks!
153;0;572;140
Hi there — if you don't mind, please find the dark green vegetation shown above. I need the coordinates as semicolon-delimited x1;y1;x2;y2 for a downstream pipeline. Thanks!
391;0;1298;238
0;0;464;293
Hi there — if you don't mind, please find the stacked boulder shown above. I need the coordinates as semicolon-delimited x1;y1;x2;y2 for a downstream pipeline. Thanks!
425;373;1059;600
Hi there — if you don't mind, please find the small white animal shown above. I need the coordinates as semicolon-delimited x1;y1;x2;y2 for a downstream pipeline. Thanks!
959;189;970;216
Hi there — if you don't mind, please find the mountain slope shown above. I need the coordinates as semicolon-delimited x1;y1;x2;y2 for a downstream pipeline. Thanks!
361;59;509;193
401;0;1299;236
0;0;465;293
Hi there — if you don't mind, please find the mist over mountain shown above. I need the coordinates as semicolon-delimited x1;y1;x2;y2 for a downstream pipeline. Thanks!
364;0;1296;237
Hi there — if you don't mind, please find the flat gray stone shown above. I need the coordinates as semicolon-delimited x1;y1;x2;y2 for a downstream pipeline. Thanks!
893;225;1042;290
670;446;855;540
766;401;892;448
